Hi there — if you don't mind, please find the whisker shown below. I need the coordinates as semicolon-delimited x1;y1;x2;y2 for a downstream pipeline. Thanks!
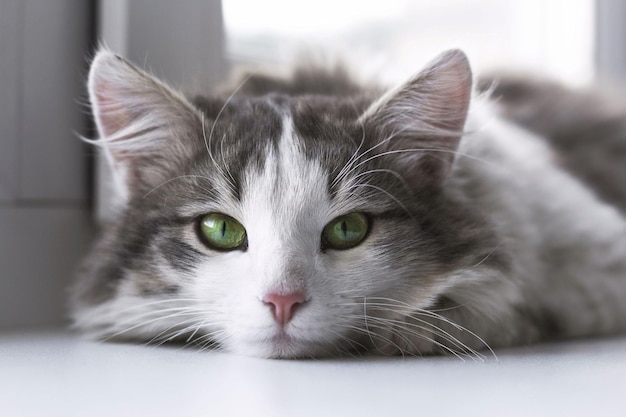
348;183;414;218
358;311;487;361
347;314;467;360
201;74;254;196
332;127;404;189
142;174;213;198
195;329;230;352
338;295;497;360
329;97;370;189
88;300;202;318
219;132;237;192
147;318;203;347
349;168;412;193
343;317;408;357
101;309;203;341
201;112;236;195
351;147;493;174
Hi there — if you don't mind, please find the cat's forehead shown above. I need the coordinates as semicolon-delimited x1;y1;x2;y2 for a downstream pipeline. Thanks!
184;95;374;215
240;112;334;241
204;96;362;176
242;100;342;203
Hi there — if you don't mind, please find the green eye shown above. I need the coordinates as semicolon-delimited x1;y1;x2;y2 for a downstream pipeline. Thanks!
322;213;369;250
199;213;247;251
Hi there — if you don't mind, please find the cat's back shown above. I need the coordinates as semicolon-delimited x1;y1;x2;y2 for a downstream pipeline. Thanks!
481;74;626;213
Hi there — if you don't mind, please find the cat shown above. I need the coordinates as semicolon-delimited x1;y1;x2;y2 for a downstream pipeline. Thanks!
71;48;626;359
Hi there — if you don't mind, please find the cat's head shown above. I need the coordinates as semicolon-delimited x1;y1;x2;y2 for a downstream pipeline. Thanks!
72;48;493;358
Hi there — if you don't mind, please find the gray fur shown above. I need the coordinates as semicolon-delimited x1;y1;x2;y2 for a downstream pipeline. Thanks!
479;73;626;213
71;49;626;358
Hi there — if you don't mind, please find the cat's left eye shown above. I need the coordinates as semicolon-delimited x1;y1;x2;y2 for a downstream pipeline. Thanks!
198;213;247;251
322;213;369;250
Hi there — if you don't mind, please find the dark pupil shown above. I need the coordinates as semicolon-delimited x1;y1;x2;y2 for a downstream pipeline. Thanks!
341;220;348;237
221;220;227;237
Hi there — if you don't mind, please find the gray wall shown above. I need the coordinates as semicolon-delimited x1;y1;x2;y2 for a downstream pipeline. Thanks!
0;0;94;329
0;0;226;330
596;0;626;84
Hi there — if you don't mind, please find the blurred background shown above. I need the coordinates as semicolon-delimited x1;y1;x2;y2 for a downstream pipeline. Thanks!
0;0;623;331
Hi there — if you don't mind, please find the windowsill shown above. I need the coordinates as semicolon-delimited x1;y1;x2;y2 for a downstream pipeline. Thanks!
1;329;624;416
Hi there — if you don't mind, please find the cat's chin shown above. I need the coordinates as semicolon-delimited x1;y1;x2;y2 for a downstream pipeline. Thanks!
235;340;316;359
230;333;331;359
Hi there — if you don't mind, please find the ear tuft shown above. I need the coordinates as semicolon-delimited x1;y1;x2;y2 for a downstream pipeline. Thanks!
88;48;197;142
87;48;201;196
362;49;472;137
360;49;473;184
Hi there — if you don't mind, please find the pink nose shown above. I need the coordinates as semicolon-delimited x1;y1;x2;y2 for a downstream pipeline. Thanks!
262;292;307;325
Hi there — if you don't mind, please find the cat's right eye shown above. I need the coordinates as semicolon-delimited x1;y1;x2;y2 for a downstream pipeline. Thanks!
198;213;247;251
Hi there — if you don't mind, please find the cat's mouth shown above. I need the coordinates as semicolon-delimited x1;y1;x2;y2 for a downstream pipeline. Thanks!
242;329;320;359
265;330;302;350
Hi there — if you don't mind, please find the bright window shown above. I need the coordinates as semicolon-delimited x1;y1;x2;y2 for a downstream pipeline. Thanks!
223;0;594;86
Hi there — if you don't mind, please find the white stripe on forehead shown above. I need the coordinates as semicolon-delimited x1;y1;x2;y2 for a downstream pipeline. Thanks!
243;114;330;231
240;114;331;291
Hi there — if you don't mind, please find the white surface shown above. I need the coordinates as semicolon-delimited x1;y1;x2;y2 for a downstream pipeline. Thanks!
1;330;625;417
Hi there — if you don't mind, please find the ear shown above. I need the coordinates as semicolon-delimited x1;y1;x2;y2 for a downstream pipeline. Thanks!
88;48;202;198
360;49;472;184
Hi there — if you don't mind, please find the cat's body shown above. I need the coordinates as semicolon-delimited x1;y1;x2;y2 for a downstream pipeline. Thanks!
71;49;626;358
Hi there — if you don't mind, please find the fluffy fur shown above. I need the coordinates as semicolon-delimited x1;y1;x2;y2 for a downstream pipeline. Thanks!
71;48;626;359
